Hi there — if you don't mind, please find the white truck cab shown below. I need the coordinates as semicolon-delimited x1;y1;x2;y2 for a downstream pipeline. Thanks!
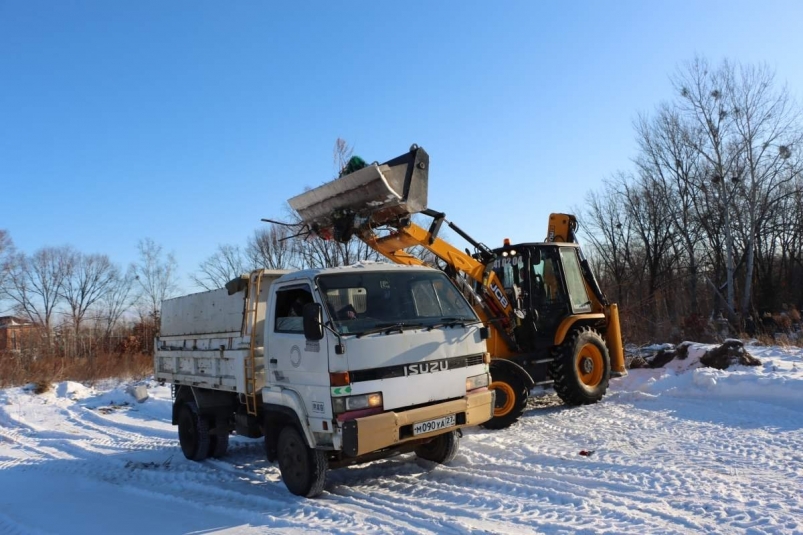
155;262;495;497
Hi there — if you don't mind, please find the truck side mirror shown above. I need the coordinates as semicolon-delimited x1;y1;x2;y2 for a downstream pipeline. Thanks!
302;303;324;341
479;326;490;340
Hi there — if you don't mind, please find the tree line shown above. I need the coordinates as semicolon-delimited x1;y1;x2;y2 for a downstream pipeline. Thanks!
580;57;803;342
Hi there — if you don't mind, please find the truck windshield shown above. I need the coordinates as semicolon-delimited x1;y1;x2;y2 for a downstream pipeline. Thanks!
317;270;478;335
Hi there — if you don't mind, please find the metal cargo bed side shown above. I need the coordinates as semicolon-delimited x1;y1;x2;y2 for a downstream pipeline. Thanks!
154;270;287;394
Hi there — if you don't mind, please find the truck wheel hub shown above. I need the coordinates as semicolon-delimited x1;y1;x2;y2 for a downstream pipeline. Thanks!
580;357;594;374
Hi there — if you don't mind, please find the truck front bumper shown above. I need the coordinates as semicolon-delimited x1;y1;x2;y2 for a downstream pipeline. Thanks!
340;389;494;457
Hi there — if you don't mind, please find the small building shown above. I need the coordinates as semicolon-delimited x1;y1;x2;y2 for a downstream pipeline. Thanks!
0;316;36;351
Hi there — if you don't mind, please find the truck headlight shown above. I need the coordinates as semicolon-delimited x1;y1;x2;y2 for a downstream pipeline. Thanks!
466;373;490;391
332;392;383;414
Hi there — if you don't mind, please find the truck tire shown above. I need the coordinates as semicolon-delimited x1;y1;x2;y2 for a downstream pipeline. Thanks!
483;366;528;429
178;402;210;462
415;430;460;464
551;326;610;405
277;426;327;497
207;418;229;459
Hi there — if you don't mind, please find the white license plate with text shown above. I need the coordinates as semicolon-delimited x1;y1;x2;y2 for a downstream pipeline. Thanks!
412;414;456;436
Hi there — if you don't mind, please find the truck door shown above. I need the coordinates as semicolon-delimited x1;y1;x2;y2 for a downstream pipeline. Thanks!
268;283;331;419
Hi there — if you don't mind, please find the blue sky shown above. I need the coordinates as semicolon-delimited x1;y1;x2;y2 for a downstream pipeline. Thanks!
2;1;802;291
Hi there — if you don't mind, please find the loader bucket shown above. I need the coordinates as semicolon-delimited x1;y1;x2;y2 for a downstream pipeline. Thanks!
289;145;429;230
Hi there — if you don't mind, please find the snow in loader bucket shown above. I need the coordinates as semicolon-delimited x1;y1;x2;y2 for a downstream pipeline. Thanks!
288;145;429;238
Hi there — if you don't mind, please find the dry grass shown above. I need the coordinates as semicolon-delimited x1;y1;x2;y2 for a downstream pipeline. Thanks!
0;352;153;389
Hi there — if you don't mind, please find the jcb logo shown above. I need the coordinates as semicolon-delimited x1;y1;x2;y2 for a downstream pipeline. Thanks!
490;282;509;308
406;360;449;375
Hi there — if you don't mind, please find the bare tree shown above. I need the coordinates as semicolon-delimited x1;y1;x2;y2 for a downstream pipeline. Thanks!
247;225;297;270
2;246;73;331
635;105;707;314
333;137;354;175
92;265;135;339
61;252;117;331
673;57;742;314
0;230;12;299
191;244;248;290
725;62;802;315
131;238;179;318
581;177;636;305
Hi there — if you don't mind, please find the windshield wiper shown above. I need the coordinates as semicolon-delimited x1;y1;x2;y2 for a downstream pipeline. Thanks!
426;317;474;330
355;322;424;338
427;318;482;331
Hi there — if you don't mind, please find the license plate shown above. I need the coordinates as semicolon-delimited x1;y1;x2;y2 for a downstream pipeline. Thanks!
412;414;456;436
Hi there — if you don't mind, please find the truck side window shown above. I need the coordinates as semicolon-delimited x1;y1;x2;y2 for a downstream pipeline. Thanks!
274;286;313;333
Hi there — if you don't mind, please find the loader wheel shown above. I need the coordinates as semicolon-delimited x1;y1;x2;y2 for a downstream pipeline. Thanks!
277;426;327;497
483;367;528;429
551;326;610;406
178;402;210;462
415;430;460;464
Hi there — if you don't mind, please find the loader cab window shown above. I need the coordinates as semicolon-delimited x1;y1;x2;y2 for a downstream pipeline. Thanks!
274;285;313;333
560;248;592;313
530;249;566;306
492;248;568;308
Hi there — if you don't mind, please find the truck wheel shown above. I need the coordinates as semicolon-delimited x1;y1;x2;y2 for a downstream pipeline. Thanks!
415;430;460;464
551;326;610;405
207;418;229;459
178;402;210;462
483;367;528;429
277;426;327;497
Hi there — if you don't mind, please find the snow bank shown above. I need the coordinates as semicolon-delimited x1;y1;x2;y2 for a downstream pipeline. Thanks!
619;341;803;410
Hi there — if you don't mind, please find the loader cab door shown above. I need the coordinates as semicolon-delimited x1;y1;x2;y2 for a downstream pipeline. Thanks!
558;247;593;314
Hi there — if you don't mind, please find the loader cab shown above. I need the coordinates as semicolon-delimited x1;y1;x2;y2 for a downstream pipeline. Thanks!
492;243;593;350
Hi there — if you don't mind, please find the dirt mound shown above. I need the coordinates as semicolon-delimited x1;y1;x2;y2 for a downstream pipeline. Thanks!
699;339;761;370
629;340;760;370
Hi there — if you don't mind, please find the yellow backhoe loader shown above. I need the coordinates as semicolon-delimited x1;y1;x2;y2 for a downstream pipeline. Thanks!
288;145;627;428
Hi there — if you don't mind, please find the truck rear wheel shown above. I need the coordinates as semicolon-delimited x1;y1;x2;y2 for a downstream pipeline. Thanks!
415;430;460;464
277;426;327;497
551;326;610;405
207;418;229;459
178;402;210;462
483;366;528;429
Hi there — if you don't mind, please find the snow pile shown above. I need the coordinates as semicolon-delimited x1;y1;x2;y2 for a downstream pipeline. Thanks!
619;340;803;410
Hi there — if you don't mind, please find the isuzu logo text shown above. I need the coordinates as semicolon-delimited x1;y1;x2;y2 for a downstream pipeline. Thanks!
406;360;449;375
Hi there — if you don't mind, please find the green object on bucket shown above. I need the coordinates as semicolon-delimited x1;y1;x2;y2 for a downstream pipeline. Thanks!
340;156;367;177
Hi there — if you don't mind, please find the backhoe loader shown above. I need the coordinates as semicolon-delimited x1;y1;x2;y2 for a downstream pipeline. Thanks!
288;145;627;429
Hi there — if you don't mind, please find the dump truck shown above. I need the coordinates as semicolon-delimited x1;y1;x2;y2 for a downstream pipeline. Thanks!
155;263;495;497
288;145;627;429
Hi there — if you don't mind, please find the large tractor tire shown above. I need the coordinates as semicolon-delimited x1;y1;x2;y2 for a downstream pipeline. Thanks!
483;366;529;429
551;326;610;405
415;430;460;464
277;426;327;498
178;402;210;462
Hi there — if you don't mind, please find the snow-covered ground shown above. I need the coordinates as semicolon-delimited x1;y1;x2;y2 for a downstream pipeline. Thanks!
1;342;801;535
